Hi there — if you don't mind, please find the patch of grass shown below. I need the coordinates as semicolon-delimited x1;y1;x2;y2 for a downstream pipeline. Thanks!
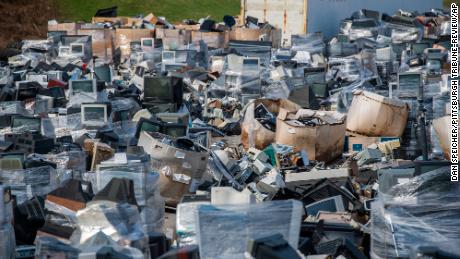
56;0;240;23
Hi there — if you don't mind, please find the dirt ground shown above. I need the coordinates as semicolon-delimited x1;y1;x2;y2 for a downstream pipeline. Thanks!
0;0;58;48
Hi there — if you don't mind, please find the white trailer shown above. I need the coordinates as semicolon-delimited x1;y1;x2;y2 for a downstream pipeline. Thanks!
240;0;444;46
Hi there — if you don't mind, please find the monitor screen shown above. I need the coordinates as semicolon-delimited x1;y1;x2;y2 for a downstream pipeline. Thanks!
71;80;95;94
398;73;421;91
142;38;153;47
12;117;41;132
162;51;175;62
411;43;430;56
305;195;344;216
83;106;106;122
71;44;84;54
163;125;187;137
144;77;173;100
94;65;111;83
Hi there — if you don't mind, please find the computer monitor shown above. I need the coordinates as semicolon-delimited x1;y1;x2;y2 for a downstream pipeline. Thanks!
94;64;112;83
58;46;71;56
162;124;187;138
135;118;163;138
143;76;174;102
141;38;155;51
47;71;63;81
70;43;85;56
397;72;422;93
376;47;393;61
26;74;48;83
162;51;176;63
15;81;40;100
378;168;415;194
242;57;260;71
411;42;430;56
81;103;108;127
11;116;41;132
69;79;97;96
304;195;345;216
424;48;443;60
47;30;67;45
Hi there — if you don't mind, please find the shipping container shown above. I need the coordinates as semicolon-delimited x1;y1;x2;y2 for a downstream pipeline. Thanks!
240;0;443;46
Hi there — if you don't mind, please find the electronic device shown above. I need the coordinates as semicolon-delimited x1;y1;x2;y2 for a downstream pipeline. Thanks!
15;80;41;101
378;168;415;194
94;64;112;83
242;57;260;71
135;118;187;138
397;72;422;95
81;103;109;128
58;46;71;56
410;42;431;56
70;43;85;56
68;79;97;96
47;71;64;81
247;233;301;259
376;46;393;61
10;116;41;132
26;74;48;83
162;51;176;63
156;112;189;125
304;195;345;216
424;48;444;60
60;35;92;59
141;37;155;52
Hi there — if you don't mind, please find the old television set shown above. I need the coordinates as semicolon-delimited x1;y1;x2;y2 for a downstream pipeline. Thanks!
135;118;187;138
47;71;64;81
81;103;109;128
242;57;260;72
162;51;176;63
70;43;85;56
304;195;345;216
410;42;431;56
94;64;112;83
0;152;24;170
58;46;71;56
15;81;40;101
424;48;444;60
69;79;97;96
141;38;155;52
26;74;48;83
397;72;422;95
11;116;41;133
135;118;162;138
144;76;174;102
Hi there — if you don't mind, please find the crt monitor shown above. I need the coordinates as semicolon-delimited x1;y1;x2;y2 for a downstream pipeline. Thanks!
70;43;84;55
94;64;112;83
69;79;97;96
162;124;187;138
398;72;422;92
411;42;431;56
81;103;108;127
11;116;41;132
135;118;162;138
304;195;345;216
143;76;174;102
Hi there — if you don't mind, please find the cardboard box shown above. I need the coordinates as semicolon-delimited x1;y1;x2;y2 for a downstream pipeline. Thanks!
77;28;114;61
92;16;129;24
276;109;346;162
47;22;80;35
433;116;451;160
346;132;400;153
241;99;301;150
191;31;229;49
156;28;192;49
346;90;409;137
229;27;282;48
115;28;153;59
138;131;209;206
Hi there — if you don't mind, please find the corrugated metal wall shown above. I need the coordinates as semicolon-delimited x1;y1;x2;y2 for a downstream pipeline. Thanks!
242;0;443;46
